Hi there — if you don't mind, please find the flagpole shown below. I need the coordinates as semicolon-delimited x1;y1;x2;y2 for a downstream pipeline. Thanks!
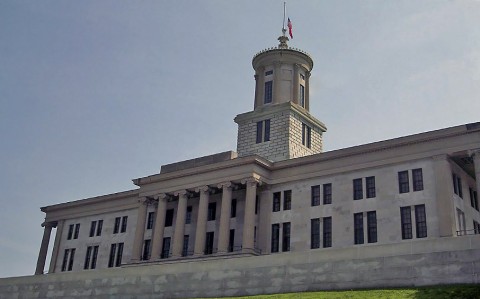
282;2;287;36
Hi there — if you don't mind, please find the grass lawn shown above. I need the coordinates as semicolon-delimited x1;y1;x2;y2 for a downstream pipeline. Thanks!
204;285;480;299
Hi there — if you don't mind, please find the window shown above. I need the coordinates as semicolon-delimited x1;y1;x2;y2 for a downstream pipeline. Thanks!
96;220;103;236
231;199;237;218
282;222;291;252
67;224;74;240
323;217;332;248
323;184;332;205
452;174;463;198
255;196;259;215
147;212;155;230
400;207;412;239
473;190;479;211
165;209;174;227
311;218;320;249
367;211;377;243
412;168;424;191
353;178;363;200
354;213;364;244
142;239;151;261
121;216;128;233
311;185;320;206
256;120;271;143
273;192;281;212
62;248;75;271
74;224;80;239
415;205;427;238
89;221;97;237
366;177;376;198
186;206;192;224
265;70;273;76
228;229;235;252
182;235;190;257
398;171;409;193
283;190;292;210
114;217;121;234
453;173;458;195
264;81;273;104
161;237;171;259
300;85;305;107
205;232;214;255
301;123;311;148
271;224;280;253
207;202;217;221
470;188;475;209
108;243;123;267
84;245;99;270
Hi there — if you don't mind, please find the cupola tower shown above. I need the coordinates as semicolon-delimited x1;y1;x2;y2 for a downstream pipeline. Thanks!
234;31;327;162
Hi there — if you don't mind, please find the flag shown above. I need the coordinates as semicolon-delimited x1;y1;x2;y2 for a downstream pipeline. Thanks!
287;18;293;39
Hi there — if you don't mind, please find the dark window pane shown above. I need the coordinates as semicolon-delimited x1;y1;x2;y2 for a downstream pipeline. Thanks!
282;222;291;252
323;217;332;248
186;206;192;224
412;168;424;191
207;202;217;221
353;178;363;200
354;213;364;244
115;243;123;267
311;185;320;206
114;217;121;234
271;224;280;253
231;199;237;218
283;190;292;210
264;81;273;103
311;218;320;249
398;171;409;193
96;220;103;236
89;221;96;237
161;237;171;259
366;177;376;198
147;212;155;230
415;205;427;238
273;192;281;212
401;207;412;239
121;216;128;233
323;184;332;204
165;209;174;227
256;121;263;144
264;119;270;142
367;211;377;243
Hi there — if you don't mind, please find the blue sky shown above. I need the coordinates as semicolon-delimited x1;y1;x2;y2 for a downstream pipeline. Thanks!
0;0;479;278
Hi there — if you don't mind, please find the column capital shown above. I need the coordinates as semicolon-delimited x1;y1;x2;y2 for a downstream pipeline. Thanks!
217;181;232;189
195;185;210;193
154;193;169;201
173;190;188;197
241;177;262;187
139;197;156;206
41;221;57;228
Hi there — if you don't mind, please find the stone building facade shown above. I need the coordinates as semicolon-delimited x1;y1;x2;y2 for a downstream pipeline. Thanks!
8;32;480;298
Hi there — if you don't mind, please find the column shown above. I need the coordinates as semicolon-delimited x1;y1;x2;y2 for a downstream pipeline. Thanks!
217;182;233;253
254;73;260;108
242;178;258;253
258;67;265;107
433;155;455;237
35;222;55;275
131;197;148;262
171;190;188;257
292;64;299;105
150;194;168;259
257;186;271;253
273;62;281;104
471;149;480;200
305;71;311;110
194;186;210;256
48;220;64;273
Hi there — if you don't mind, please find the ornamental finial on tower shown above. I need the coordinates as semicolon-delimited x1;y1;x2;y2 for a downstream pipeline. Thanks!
278;30;289;49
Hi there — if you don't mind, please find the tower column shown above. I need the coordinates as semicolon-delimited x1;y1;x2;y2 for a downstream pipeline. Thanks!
293;64;299;105
131;197;149;262
217;182;233;253
150;193;168;259
194;186;210;255
273;62;281;104
242;178;259;253
305;71;311;110
471;149;480;199
48;220;64;273
171;191;188;258
35;222;55;275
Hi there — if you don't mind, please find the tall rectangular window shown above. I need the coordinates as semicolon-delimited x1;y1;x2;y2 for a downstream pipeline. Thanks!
323;217;332;248
264;81;273;104
457;176;463;198
415;205;427;238
207;202;217;221
91;245;99;269
161;237;171;259
366;176;376;198
182;235;189;257
398;171;409;193
282;222;291;252
311;185;320;206
470;188;475;208
114;217;121;234
67;224;74;240
300;85;305;107
142;239;151;261
62;248;75;271
147;212;155;230
84;246;92;269
186;206;192;224
165;209;174;227
73;224;80;239
367;211;377;243
228;229;235;252
256;120;271;143
283;190;292;210
453;173;459;195
264;119;270;142
323;183;332;204
89;221;97;237
205;232;214;255
354;213;364;244
231;199;237;218
61;249;69;271
256;121;263;144
412;168;424;191
255;196;259;215
271;224;280;253
67;248;75;271
353;178;363;200
115;243;123;267
108;244;116;267
302;123;311;148
121;216;128;233
311;218;320;249
96;220;103;236
273;192;281;212
400;207;412;239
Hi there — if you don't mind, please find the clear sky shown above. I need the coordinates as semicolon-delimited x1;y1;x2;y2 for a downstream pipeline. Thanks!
0;0;479;278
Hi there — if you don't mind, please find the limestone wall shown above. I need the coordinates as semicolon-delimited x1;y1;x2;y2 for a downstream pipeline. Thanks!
1;235;479;299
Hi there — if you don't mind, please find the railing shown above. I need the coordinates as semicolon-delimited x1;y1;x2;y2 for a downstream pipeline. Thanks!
456;229;480;236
